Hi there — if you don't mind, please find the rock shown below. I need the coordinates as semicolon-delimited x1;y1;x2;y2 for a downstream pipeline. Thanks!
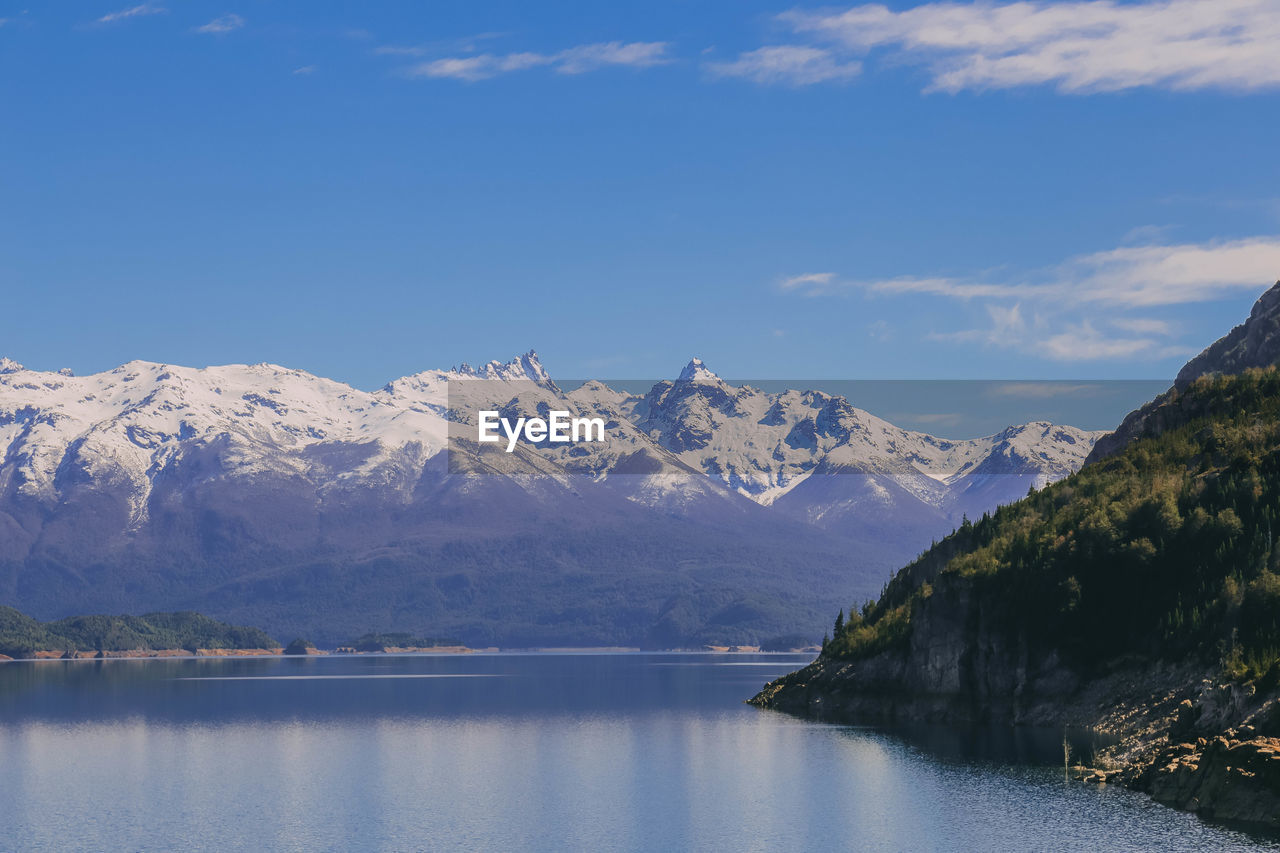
1176;281;1280;388
1087;280;1280;463
1144;736;1280;828
1169;698;1199;741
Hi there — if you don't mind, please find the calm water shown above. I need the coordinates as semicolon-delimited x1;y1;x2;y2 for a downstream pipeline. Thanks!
0;653;1274;852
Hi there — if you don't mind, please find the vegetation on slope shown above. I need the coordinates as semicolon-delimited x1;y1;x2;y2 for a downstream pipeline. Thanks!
0;607;277;657
344;632;462;651
825;368;1280;684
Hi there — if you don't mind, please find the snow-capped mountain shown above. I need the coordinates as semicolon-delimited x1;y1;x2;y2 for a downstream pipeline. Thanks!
0;351;1102;647
621;362;1098;514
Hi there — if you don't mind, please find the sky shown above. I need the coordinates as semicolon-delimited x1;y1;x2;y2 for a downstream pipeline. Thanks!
3;0;1280;389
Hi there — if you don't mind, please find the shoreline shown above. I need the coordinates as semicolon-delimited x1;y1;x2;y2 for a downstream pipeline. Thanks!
0;646;816;662
751;655;1280;831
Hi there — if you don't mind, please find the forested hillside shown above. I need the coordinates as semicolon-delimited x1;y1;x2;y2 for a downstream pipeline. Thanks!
827;368;1280;683
0;608;277;657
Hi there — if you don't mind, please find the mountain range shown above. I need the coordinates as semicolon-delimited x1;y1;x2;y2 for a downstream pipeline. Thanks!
0;352;1101;646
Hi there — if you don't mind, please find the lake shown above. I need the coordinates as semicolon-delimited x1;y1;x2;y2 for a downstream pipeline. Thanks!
0;653;1274;852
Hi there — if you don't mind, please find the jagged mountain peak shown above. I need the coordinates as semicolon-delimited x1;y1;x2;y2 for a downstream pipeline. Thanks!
1089;279;1280;463
0;347;1106;646
452;349;554;385
1176;280;1280;388
0;357;24;374
677;357;720;382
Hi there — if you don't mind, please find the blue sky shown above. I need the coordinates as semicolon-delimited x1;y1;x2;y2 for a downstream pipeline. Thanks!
3;0;1280;388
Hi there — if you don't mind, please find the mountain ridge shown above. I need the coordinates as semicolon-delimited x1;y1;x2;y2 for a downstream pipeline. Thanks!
752;280;1280;829
1086;279;1280;463
0;351;1101;646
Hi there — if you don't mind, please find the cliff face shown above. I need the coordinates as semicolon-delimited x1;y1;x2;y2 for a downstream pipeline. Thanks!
1087;280;1280;464
753;610;1280;828
753;282;1280;830
1177;281;1280;387
754;575;1077;725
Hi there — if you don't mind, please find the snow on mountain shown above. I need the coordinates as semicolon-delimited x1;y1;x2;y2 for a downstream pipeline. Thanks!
626;360;1104;519
0;352;1102;528
0;359;457;524
0;350;1109;647
677;357;719;383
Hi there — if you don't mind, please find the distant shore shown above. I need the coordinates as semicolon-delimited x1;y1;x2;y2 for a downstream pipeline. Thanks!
0;645;816;662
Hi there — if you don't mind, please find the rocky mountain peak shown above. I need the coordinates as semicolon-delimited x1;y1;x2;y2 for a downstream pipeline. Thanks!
1176;280;1280;388
1088;280;1280;463
0;357;24;374
677;358;719;383
452;350;555;387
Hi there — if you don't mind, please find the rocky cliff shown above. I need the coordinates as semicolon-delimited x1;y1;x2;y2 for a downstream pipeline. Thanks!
753;281;1280;831
1087;280;1280;463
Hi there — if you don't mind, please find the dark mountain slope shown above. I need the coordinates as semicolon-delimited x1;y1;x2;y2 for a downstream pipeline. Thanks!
0;606;275;657
1087;279;1280;463
754;283;1280;829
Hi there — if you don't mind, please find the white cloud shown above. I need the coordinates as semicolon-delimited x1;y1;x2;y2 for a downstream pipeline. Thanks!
862;276;1040;301
1110;317;1174;336
1121;224;1177;245
705;45;861;85
405;41;670;81
779;272;836;292
96;4;165;24
375;45;429;57
792;233;1280;362
850;236;1280;308
933;309;1165;362
720;0;1280;93
1041;321;1161;361
1061;238;1280;306
292;65;316;75
554;41;670;75
194;14;244;35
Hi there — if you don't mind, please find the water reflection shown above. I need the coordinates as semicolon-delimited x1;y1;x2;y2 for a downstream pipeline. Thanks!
0;654;1274;852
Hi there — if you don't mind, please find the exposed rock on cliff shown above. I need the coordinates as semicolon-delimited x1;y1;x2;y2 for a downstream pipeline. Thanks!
753;282;1280;831
1087;281;1280;463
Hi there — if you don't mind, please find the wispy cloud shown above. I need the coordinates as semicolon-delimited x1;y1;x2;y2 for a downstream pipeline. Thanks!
375;45;430;57
194;14;244;35
705;45;861;85
931;309;1187;362
402;41;670;81
1041;321;1175;361
779;272;836;293
787;234;1280;362
716;0;1280;93
96;4;166;25
834;237;1280;308
1110;317;1175;336
292;65;317;75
